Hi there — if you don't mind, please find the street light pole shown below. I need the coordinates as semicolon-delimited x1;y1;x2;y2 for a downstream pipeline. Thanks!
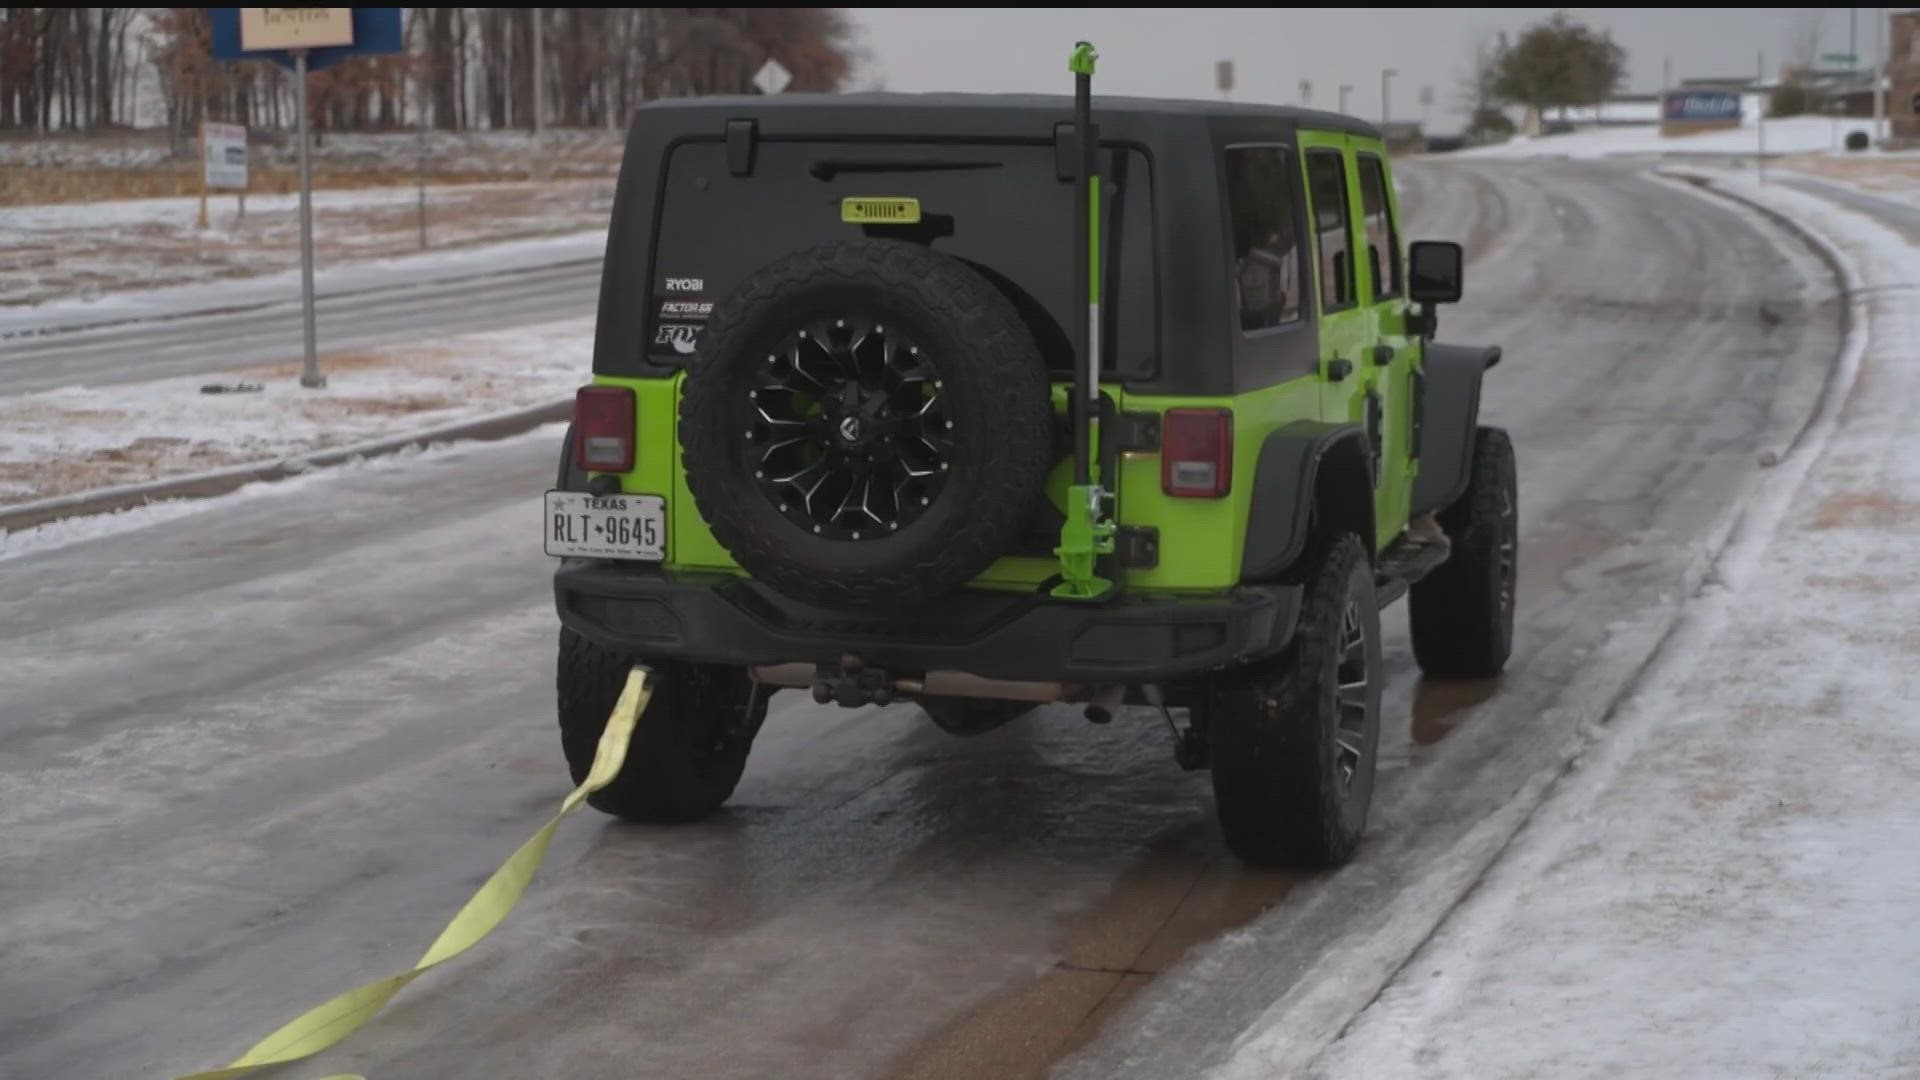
294;48;322;389
1873;7;1886;145
1381;67;1399;125
1339;83;1354;115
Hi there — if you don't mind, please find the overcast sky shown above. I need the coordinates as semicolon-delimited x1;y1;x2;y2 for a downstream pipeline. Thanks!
849;8;1895;129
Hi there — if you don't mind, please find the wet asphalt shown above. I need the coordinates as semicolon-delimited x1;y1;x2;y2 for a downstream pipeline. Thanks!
0;258;600;396
0;159;1842;1080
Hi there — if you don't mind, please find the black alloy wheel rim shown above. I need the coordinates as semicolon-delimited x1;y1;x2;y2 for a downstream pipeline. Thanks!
743;318;952;540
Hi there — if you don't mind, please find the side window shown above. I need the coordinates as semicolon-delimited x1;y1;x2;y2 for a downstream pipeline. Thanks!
1224;145;1304;332
1305;149;1355;313
1358;154;1402;301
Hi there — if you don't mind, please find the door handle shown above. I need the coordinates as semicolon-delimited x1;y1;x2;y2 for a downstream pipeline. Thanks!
1326;357;1353;382
1372;344;1395;366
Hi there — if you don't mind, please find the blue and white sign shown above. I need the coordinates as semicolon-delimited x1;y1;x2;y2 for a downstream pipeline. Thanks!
208;8;404;71
1663;91;1742;122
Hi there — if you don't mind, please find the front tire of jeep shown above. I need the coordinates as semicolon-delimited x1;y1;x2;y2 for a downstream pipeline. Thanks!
1410;426;1518;678
1209;533;1383;868
556;628;767;823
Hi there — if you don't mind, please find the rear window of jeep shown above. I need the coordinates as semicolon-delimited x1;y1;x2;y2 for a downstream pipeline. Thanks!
649;141;1157;380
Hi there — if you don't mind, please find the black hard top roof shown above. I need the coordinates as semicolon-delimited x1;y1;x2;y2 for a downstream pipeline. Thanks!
631;91;1383;141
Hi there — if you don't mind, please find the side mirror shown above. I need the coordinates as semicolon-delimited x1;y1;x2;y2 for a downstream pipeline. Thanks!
1408;240;1464;304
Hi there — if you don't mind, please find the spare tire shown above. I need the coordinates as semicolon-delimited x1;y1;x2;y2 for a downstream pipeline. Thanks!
680;240;1055;608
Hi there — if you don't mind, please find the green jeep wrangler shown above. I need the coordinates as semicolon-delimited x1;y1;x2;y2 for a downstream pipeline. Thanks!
548;47;1516;867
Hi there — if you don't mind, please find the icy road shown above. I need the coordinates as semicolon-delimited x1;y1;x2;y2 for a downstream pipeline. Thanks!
0;160;1843;1079
0;248;600;396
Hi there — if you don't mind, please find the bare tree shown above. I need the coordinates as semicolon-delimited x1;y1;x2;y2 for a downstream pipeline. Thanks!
1786;9;1824;75
6;7;862;137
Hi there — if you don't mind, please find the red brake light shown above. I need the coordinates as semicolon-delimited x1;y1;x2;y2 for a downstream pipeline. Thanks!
1162;408;1233;498
573;386;636;472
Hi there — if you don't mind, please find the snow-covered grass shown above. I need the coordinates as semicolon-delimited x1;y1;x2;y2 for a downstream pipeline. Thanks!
0;420;570;562
1778;157;1920;212
1222;173;1920;1080
0;317;590;506
1462;114;1883;160
0;178;612;311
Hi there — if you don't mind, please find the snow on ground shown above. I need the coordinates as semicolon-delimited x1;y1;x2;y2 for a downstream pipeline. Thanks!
1555;99;1662;124
0;317;589;506
0;420;569;562
1778;157;1920;212
1220;173;1920;1079
0;178;612;311
1462;114;1882;160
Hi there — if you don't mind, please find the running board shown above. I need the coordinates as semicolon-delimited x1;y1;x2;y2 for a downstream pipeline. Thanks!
1375;537;1451;606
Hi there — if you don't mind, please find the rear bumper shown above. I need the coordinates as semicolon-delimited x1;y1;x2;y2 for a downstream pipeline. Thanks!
553;561;1301;683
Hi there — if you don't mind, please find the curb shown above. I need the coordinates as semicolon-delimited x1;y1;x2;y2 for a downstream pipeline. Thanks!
0;398;570;534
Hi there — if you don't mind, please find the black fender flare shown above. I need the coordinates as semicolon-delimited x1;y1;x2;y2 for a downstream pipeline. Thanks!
1411;343;1500;518
1241;420;1374;581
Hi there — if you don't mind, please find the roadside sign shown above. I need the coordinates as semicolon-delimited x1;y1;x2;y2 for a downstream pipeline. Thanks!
753;58;792;96
1819;51;1859;67
1216;60;1234;95
203;122;248;190
1663;90;1742;121
205;8;408;390
210;8;404;72
240;8;354;51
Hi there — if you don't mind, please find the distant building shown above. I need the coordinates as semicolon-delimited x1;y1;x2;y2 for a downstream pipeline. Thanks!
1780;62;1884;118
1893;10;1919;143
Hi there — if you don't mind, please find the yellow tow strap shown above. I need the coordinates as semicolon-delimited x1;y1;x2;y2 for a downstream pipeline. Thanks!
173;668;654;1080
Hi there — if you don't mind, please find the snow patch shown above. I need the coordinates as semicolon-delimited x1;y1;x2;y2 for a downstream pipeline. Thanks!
0;317;590;506
0;422;569;562
1458;115;1880;161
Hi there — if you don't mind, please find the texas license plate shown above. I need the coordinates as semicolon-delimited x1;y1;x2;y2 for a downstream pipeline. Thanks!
544;491;665;561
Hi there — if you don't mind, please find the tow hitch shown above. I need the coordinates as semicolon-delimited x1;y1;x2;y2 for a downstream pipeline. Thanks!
809;655;897;708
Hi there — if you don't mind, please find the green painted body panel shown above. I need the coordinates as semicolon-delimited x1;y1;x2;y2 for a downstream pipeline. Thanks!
1348;135;1420;549
1298;128;1419;551
585;128;1425;598
1115;376;1320;592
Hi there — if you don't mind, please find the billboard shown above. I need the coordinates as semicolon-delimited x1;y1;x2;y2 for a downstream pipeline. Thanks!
1662;91;1742;122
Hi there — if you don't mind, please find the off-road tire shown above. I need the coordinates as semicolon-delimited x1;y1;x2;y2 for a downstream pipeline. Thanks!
679;240;1054;609
1410;426;1518;678
1210;533;1383;867
557;628;765;822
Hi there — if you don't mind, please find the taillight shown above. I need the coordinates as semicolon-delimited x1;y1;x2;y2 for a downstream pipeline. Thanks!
1161;408;1233;497
573;386;636;472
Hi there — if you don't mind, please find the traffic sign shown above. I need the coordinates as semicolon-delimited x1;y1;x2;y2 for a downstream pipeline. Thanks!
754;58;793;96
205;9;408;389
209;8;404;71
